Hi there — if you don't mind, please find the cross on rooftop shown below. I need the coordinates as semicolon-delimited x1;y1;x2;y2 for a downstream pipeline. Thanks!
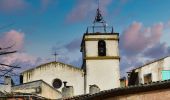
52;51;58;62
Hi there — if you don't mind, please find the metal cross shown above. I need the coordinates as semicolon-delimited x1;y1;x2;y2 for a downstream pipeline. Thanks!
53;52;58;62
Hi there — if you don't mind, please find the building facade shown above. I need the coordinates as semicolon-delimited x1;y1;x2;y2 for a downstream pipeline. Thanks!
128;56;170;85
18;8;121;99
12;80;62;99
21;62;84;96
81;33;120;93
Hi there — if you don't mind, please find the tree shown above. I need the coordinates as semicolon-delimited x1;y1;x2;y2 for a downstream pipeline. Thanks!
0;45;20;81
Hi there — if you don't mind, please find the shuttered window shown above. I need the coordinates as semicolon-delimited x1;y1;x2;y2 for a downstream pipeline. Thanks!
162;70;170;80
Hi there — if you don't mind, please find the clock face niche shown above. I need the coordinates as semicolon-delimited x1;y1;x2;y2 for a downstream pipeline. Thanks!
98;40;106;56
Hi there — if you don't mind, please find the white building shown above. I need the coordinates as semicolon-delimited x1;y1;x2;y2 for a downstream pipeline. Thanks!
21;62;84;95
128;56;170;85
18;8;121;99
81;33;120;93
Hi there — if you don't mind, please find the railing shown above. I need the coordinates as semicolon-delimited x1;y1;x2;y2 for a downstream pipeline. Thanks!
86;26;114;33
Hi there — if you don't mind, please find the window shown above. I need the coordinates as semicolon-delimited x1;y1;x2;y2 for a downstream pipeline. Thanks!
144;73;152;84
98;40;106;56
20;75;23;84
128;71;139;86
162;70;170;80
52;78;62;89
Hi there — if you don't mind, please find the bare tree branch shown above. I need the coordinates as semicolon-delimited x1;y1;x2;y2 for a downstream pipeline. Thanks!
0;51;17;55
0;43;16;50
0;30;20;81
0;23;14;30
0;63;20;68
0;67;14;78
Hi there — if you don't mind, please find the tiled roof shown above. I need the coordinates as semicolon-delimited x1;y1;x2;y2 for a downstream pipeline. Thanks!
63;79;170;100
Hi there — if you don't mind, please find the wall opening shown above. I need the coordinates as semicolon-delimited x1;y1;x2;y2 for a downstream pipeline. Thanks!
20;75;23;84
98;40;106;56
128;71;139;86
52;78;62;89
144;73;152;84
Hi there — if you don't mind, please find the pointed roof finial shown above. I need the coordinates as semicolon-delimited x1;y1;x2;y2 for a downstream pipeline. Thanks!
93;0;106;24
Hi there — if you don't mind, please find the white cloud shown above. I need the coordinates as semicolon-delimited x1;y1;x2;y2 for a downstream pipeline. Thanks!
67;0;112;22
0;30;48;73
0;0;28;12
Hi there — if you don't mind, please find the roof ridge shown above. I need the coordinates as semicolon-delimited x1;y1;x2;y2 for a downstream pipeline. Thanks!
128;55;170;72
21;61;83;74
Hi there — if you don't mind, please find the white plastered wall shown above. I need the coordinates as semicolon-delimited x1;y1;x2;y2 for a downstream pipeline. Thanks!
22;62;84;95
136;60;164;83
86;60;120;92
163;57;170;70
84;34;120;93
85;35;119;57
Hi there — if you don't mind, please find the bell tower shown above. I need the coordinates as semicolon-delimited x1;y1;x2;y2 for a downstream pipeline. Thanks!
81;6;120;93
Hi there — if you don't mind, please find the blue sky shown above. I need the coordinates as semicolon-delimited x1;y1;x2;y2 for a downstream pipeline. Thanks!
1;0;170;77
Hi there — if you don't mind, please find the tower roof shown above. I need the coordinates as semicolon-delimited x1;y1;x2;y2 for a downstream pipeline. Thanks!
93;8;106;25
86;1;113;34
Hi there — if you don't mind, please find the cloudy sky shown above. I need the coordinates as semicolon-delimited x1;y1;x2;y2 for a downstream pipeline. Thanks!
0;0;170;77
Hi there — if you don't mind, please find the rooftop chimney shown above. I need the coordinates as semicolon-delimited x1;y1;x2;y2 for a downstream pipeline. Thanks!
62;81;74;98
89;85;100;94
3;76;12;93
4;76;12;85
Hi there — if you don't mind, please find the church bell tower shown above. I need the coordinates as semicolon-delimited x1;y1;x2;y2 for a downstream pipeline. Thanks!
81;7;120;93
